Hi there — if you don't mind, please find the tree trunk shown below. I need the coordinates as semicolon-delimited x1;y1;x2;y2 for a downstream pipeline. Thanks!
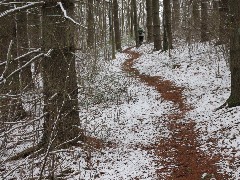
192;0;200;39
41;0;82;148
109;0;116;59
201;0;209;42
146;0;153;42
219;0;229;44
152;0;162;50
163;0;173;51
87;0;95;49
227;1;240;107
132;0;139;47
113;0;122;52
172;0;180;34
212;0;220;40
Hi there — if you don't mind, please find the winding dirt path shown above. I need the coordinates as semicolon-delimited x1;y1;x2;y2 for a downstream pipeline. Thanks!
122;47;228;180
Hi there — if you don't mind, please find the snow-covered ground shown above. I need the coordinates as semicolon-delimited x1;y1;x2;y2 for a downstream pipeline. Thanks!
134;42;240;179
1;41;240;179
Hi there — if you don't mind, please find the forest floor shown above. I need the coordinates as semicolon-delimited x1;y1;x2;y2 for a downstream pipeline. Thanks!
1;42;240;179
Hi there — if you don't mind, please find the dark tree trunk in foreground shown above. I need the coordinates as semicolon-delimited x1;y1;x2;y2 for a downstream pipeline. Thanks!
152;0;161;50
201;0;209;42
219;0;229;44
41;0;82;148
0;4;26;122
146;0;153;42
113;0;122;51
227;1;240;107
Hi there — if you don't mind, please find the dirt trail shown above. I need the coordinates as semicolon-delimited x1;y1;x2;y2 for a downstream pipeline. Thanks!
122;47;228;180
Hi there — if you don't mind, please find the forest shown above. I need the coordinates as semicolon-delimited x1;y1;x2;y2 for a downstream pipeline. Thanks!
0;0;240;179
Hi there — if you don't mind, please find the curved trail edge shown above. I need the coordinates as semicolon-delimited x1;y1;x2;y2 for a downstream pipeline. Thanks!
122;47;228;180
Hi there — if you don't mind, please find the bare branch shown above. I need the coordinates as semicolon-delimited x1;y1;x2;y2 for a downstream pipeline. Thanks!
57;2;86;29
0;1;45;18
0;49;53;85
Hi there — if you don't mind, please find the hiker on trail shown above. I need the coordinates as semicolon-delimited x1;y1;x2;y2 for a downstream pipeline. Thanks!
138;27;145;45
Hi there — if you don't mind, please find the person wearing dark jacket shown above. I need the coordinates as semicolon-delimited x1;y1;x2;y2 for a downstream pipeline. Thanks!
138;27;145;45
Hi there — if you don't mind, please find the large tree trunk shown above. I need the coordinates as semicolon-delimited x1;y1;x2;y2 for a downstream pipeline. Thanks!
0;3;26;122
113;0;122;52
152;0;162;50
146;0;153;42
227;1;240;107
201;0;209;42
41;0;82;148
219;0;229;44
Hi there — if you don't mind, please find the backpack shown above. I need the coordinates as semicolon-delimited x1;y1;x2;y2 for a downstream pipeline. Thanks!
138;28;143;35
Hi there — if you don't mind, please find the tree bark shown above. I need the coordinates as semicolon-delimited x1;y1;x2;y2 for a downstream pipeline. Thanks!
201;0;209;42
146;0;153;42
219;0;229;44
41;0;82;148
87;0;95;49
113;0;122;51
163;0;173;51
152;0;161;50
227;1;240;107
172;0;180;34
132;0;139;47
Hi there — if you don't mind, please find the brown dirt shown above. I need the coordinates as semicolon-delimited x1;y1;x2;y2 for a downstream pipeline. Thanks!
122;47;228;180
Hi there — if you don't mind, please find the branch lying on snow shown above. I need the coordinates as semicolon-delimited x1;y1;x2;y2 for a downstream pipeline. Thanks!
0;49;53;85
0;1;45;18
57;2;86;29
